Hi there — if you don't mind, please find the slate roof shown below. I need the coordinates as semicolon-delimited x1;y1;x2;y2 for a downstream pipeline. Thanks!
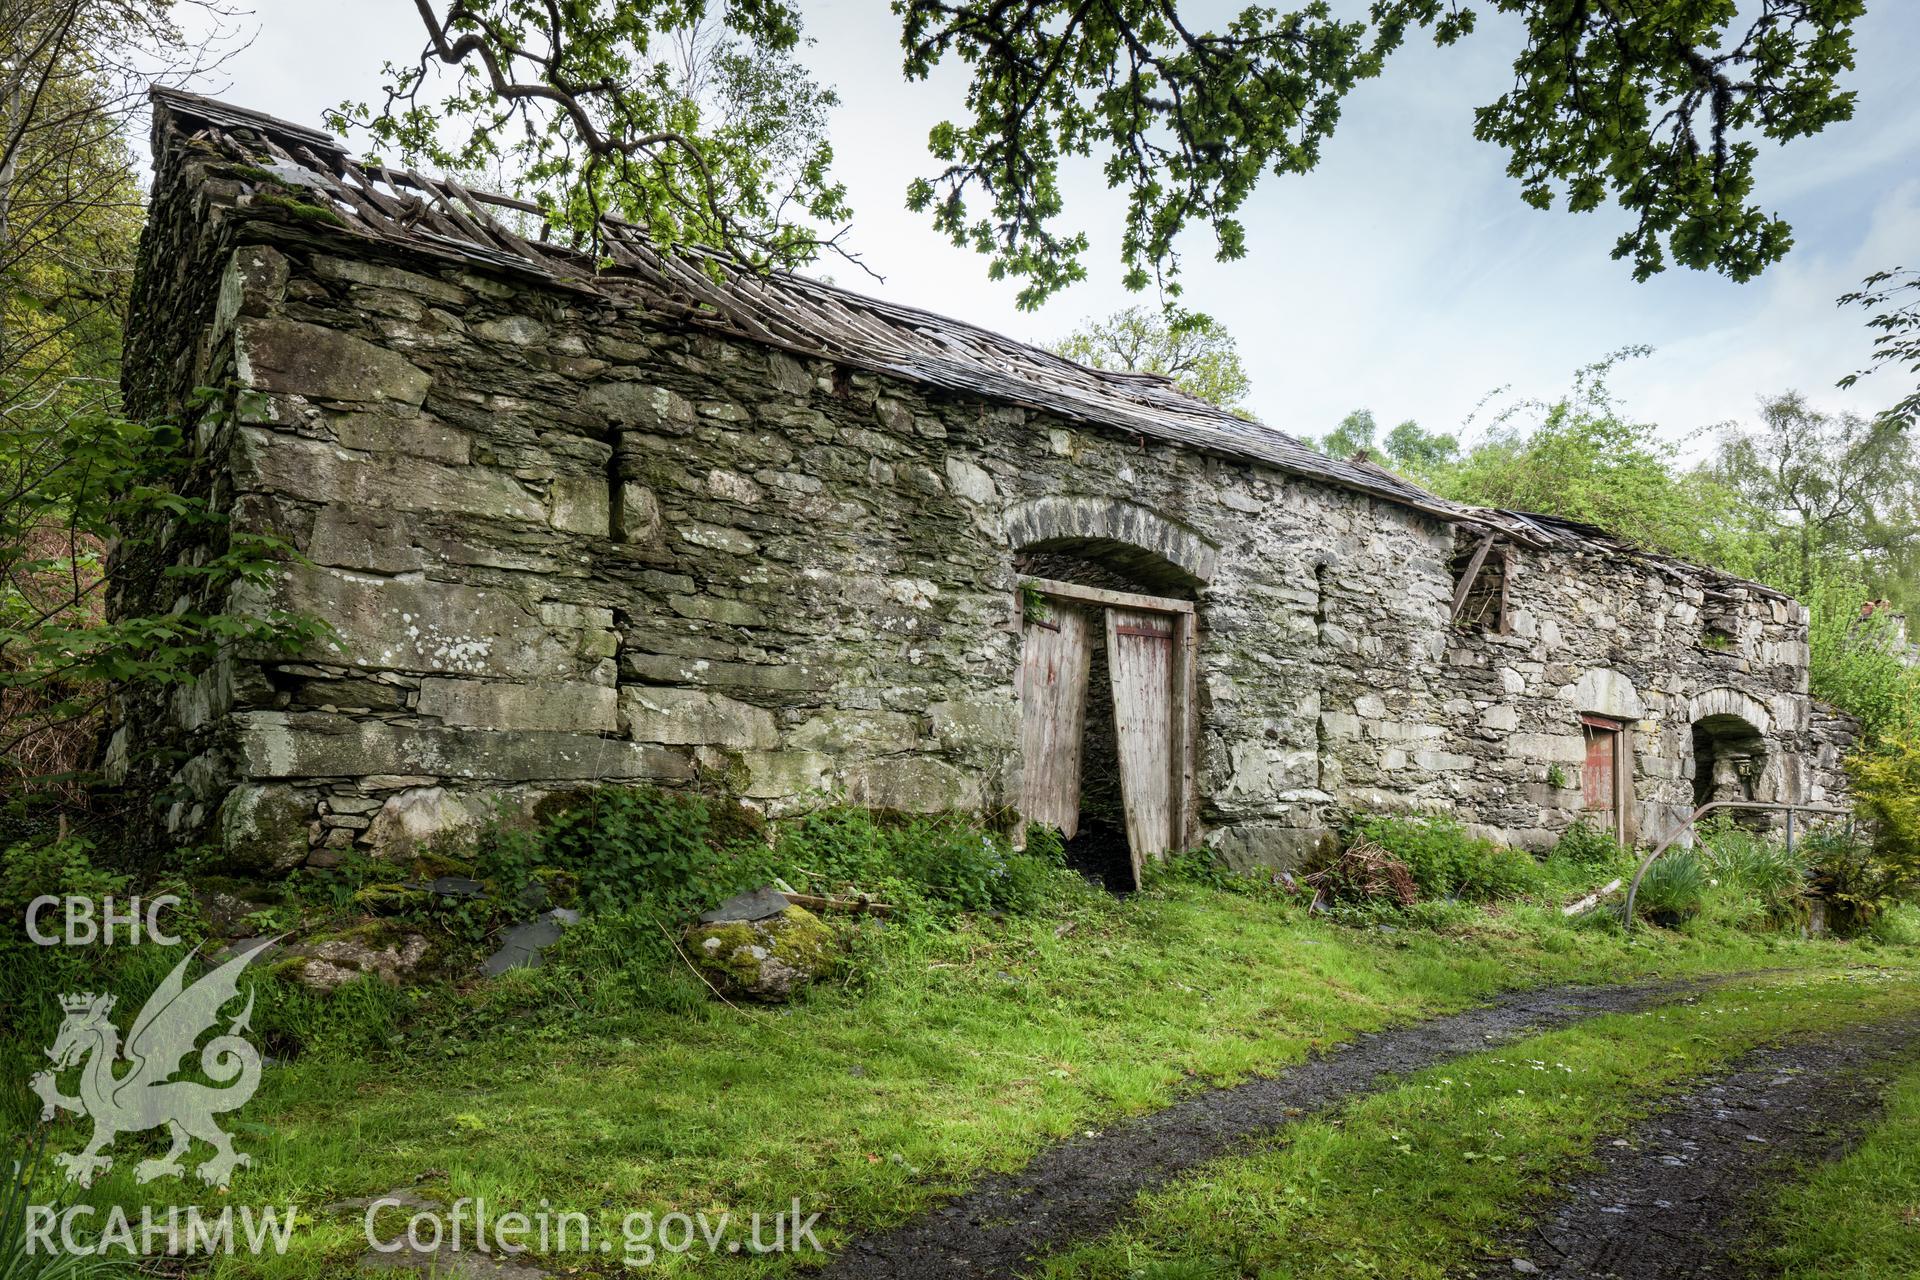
149;88;1786;601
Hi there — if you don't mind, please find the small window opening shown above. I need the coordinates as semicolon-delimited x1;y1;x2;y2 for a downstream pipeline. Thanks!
1450;534;1509;633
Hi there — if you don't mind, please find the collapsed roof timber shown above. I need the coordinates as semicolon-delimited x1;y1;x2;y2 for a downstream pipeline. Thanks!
114;89;1839;885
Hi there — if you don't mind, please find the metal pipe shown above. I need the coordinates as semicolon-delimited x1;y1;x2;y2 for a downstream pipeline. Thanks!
1621;801;1851;929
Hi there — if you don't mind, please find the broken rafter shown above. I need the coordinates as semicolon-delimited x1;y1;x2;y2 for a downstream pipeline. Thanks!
1450;534;1497;622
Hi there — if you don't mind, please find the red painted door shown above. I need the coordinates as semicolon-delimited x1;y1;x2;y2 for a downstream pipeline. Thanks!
1582;718;1618;830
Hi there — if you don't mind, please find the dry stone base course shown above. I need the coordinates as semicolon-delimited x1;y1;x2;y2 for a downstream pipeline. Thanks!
115;94;1849;877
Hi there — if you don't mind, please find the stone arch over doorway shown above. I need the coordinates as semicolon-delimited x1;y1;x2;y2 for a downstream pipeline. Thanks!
1006;497;1217;593
1008;499;1208;890
1687;687;1774;812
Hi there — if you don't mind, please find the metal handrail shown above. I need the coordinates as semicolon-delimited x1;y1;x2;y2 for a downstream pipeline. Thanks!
1620;800;1853;928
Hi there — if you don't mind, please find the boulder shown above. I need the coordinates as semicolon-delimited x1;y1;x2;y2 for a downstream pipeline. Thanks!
685;905;837;1001
215;784;312;874
278;926;430;991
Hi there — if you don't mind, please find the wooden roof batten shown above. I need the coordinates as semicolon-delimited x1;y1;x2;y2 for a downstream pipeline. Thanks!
148;87;1793;605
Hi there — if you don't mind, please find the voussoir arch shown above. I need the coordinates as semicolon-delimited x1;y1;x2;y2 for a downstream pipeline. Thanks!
1687;686;1773;736
1005;497;1218;587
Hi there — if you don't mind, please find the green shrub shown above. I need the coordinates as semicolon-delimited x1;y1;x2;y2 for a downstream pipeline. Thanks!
1697;819;1809;927
1849;729;1920;891
1804;827;1903;937
1140;846;1294;898
1476;844;1547;900
771;808;1063;916
1635;852;1707;927
474;785;775;919
1550;819;1623;868
1868;903;1920;946
0;834;129;908
1353;814;1541;901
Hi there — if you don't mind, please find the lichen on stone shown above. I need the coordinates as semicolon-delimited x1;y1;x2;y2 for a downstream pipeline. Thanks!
685;905;837;1001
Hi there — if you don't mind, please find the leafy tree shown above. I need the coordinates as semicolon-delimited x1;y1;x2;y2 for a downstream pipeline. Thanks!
1802;577;1920;742
898;0;1863;304
1840;267;1920;428
1383;419;1459;471
1049;306;1250;411
381;3;1864;303
1709;391;1919;605
1425;348;1738;563
1316;410;1382;461
340;1;850;270
1310;409;1457;474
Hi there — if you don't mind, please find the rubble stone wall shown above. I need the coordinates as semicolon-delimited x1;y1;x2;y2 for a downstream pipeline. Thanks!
119;147;1845;874
1438;543;1817;851
1807;702;1861;814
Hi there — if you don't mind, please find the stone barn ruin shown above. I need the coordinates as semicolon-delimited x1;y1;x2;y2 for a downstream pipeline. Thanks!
116;90;1856;883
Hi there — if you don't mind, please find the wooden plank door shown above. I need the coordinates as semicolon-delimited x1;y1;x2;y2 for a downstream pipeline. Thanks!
1105;607;1177;886
1017;603;1094;837
1582;716;1620;831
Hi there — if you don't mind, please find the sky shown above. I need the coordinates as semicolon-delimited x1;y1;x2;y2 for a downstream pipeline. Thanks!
172;2;1920;453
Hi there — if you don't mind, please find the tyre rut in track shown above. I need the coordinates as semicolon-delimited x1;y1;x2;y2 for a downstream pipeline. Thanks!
1481;1013;1920;1279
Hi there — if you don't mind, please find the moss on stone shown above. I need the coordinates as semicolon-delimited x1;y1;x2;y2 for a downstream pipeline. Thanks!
407;849;477;881
216;784;312;875
252;190;347;227
352;882;430;914
685;906;837;1000
224;163;286;186
690;920;765;986
766;905;834;969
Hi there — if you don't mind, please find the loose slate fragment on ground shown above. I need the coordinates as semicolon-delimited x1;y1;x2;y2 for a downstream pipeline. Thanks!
821;978;1725;1280
479;908;581;977
1482;1015;1920;1279
699;884;794;924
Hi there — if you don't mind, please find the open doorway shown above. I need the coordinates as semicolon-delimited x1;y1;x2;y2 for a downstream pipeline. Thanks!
1692;712;1768;819
1015;551;1196;891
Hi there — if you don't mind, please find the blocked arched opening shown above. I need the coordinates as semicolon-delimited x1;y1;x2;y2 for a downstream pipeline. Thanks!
1008;500;1212;891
